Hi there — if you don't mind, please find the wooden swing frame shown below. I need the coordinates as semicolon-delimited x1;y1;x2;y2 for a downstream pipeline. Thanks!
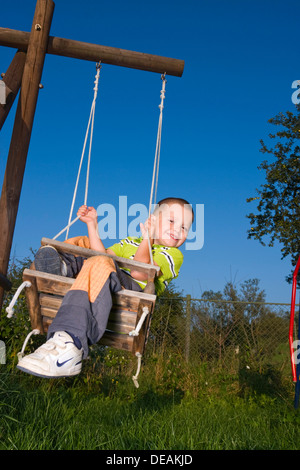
0;2;184;381
0;0;184;314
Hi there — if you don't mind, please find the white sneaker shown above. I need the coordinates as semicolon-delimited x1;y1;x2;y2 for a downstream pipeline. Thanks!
17;331;83;378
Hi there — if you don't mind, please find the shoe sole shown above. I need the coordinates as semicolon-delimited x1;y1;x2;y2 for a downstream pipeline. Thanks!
17;364;81;379
34;246;62;275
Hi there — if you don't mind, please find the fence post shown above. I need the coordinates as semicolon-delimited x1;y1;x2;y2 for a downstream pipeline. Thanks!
185;294;191;361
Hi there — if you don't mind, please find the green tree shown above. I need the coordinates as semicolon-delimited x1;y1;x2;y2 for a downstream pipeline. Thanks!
246;106;300;283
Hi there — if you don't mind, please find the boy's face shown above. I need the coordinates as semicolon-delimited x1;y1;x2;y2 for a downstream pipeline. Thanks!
154;203;193;248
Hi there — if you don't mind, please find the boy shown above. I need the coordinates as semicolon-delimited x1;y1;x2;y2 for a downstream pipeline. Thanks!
17;197;194;378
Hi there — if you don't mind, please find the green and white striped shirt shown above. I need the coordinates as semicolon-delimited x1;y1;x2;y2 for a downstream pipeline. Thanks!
108;237;183;296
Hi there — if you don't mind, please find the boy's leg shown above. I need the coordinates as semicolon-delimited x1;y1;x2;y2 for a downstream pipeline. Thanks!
17;255;141;377
47;256;141;357
34;235;90;277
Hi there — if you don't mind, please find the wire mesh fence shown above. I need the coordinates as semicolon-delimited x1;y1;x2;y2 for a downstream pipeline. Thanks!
145;294;295;401
0;277;297;402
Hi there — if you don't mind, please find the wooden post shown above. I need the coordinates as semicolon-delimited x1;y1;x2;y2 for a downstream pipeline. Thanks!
22;272;44;333
0;0;54;313
0;49;26;130
132;299;154;355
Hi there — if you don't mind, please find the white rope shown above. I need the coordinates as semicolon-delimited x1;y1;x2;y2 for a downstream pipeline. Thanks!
53;67;165;265
147;74;167;265
129;306;150;388
6;282;40;361
129;306;149;337
6;281;32;318
132;352;142;388
17;329;40;361
53;63;101;241
52;215;80;241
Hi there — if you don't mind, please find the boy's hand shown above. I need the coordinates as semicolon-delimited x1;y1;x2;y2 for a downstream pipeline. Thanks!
140;215;156;241
77;205;98;226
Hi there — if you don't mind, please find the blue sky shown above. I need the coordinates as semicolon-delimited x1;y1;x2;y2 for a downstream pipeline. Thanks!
0;0;299;303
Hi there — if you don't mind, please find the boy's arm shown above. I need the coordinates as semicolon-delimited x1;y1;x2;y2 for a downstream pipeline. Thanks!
87;222;106;252
77;205;106;253
131;237;161;281
131;216;161;281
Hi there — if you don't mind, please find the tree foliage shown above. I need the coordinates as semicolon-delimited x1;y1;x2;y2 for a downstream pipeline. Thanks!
246;106;300;282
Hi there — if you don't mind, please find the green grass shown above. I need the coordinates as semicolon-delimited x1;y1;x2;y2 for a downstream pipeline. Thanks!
1;356;300;451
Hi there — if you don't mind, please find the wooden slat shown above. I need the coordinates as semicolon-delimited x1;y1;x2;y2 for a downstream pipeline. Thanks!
40;238;160;276
36;278;72;296
113;289;156;312
41;306;58;319
99;331;134;351
23;269;74;296
40;293;63;309
109;307;137;326
106;320;134;335
24;269;156;303
112;292;140;311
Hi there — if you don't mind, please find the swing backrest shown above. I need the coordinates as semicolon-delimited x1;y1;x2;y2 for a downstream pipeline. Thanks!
23;238;159;355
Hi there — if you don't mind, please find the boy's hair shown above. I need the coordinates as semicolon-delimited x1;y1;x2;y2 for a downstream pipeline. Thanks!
156;197;194;223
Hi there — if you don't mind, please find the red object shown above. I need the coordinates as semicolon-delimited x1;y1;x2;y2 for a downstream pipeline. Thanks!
289;255;300;382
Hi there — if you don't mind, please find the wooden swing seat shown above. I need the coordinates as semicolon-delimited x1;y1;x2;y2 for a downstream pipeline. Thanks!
22;238;159;356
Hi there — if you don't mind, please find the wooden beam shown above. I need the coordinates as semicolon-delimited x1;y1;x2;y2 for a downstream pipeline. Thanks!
0;49;26;130
0;0;54;312
0;27;184;77
40;237;160;276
